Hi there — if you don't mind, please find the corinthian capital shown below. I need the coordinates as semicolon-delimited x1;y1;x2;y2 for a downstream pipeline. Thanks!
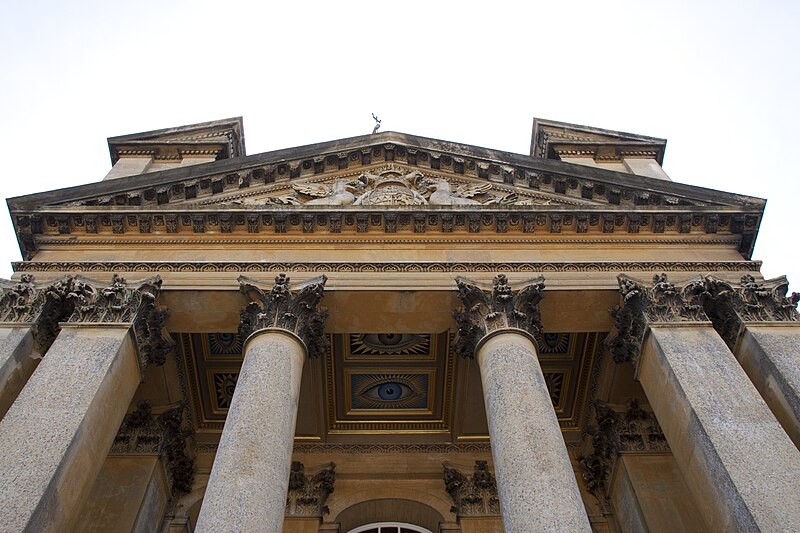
453;274;545;359
607;274;710;366
704;274;799;348
63;274;171;368
238;273;328;358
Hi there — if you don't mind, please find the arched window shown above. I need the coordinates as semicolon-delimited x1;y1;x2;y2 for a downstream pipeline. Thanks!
347;523;434;533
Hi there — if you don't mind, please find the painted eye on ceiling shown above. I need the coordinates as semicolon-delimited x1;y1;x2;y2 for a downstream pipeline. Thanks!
354;333;428;355
352;374;428;409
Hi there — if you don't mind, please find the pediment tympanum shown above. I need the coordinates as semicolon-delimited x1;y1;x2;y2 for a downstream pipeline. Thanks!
223;164;585;208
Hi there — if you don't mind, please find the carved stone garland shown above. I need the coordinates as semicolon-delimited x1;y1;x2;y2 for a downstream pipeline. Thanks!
442;460;500;516
111;401;195;496
704;274;800;349
286;461;336;517
238;273;329;358
64;274;174;369
452;273;545;358
606;273;710;367
579;400;669;502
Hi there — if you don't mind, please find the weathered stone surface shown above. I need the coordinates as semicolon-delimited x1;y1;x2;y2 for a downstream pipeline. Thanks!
0;325;140;532
0;326;37;420
736;324;800;448
639;325;800;531
195;331;306;533
476;332;591;532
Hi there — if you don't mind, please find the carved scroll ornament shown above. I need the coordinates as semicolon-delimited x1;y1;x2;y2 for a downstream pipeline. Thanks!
453;274;545;359
238;273;329;358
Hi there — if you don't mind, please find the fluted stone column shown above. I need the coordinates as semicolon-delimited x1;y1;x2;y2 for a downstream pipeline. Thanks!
453;275;591;532
609;274;800;531
705;275;800;448
0;275;74;420
196;274;328;533
0;274;170;532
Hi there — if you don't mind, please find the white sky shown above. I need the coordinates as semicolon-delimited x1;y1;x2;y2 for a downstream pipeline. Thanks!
0;1;797;292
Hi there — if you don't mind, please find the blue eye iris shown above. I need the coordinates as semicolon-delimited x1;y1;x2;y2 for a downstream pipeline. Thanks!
377;383;403;400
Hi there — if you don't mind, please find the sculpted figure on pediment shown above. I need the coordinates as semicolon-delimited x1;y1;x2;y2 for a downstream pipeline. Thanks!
249;167;528;207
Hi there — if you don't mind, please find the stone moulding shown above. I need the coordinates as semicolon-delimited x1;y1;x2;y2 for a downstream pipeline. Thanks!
286;461;335;517
606;273;711;367
704;274;800;349
238;273;329;358
442;460;500;517
12;260;762;274
453;273;545;359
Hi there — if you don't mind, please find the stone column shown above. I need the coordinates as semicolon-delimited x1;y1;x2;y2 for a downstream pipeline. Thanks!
0;275;74;420
0;274;170;532
453;275;591;532
196;273;328;533
608;274;800;531
705;274;800;448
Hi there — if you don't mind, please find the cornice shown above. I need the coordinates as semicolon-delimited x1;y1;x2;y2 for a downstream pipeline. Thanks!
8;132;763;211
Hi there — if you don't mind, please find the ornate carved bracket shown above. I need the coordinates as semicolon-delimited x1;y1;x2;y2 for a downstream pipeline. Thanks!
452;274;545;358
704;274;800;349
579;400;668;501
442;460;500;517
111;401;195;496
606;274;710;366
286;461;335;517
62;274;173;368
238;273;329;358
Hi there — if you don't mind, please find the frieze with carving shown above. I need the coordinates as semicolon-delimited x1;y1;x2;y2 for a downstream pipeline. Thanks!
238;273;328;358
606;274;710;366
286;461;335;517
453;274;545;359
704;274;800;349
111;401;195;495
442;460;500;516
579;400;668;501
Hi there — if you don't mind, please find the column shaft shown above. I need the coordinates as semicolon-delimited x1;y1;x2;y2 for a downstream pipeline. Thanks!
476;332;591;532
0;326;39;420
0;325;140;532
736;324;800;448
196;330;306;533
638;325;800;531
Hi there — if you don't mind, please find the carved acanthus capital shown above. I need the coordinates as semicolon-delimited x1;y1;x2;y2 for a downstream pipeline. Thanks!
62;274;172;367
238;273;329;358
442;460;500;517
453;274;545;358
704;275;799;349
111;401;195;496
579;400;668;501
0;274;39;323
607;274;709;365
286;461;335;517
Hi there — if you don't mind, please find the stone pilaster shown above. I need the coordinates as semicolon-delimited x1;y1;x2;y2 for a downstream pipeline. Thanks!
0;274;169;532
608;273;800;531
286;461;336;517
453;274;591;532
196;274;327;533
0;275;76;419
704;274;800;448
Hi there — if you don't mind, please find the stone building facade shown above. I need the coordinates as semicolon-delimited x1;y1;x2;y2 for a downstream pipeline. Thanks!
1;117;798;532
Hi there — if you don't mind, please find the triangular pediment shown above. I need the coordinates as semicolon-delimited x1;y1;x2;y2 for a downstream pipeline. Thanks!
7;130;766;259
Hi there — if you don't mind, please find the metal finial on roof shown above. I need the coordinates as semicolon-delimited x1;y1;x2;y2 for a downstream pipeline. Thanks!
372;113;381;134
